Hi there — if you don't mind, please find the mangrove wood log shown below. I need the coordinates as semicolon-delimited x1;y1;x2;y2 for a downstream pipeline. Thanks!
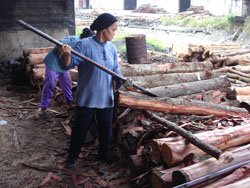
228;68;250;79
232;86;250;95
120;61;213;77
129;70;225;88
118;91;249;117
172;144;250;186
27;53;47;65
146;111;222;161
23;46;53;57
227;73;250;83
205;164;250;188
147;76;230;98
220;176;250;188
154;124;250;165
151;165;185;188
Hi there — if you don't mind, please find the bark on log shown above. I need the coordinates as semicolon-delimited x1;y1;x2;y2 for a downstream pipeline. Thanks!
129;70;225;88
172;144;250;186
69;69;78;82
232;86;250;95
205;164;250;188
23;47;53;57
32;68;45;79
227;73;250;83
149;137;182;164
118;91;249;117
146;111;222;161
220;176;250;188
222;49;250;57
32;68;78;82
188;44;240;51
27;53;47;65
120;61;213;77
231;65;250;73
154;124;250;165
128;154;147;175
228;69;250;78
237;95;250;103
147;77;230;98
34;64;45;69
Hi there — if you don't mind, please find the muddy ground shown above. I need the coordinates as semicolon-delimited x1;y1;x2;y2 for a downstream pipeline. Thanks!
0;73;134;188
1;10;250;188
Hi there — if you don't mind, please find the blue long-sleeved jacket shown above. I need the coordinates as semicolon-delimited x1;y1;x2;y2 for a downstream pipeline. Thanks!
67;36;122;108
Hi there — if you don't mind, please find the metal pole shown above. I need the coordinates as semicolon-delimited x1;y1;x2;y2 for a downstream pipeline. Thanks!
17;19;157;97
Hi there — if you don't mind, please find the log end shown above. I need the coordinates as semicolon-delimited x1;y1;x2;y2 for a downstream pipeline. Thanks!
161;144;174;166
172;170;190;187
151;172;165;188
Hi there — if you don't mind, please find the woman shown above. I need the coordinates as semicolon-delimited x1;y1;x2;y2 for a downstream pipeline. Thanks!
38;28;94;117
60;13;122;167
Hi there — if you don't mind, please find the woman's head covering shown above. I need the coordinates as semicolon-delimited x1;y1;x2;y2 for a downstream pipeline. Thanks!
80;28;95;39
90;13;118;31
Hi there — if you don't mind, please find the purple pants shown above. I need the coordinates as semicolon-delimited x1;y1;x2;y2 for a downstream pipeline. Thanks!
40;66;73;110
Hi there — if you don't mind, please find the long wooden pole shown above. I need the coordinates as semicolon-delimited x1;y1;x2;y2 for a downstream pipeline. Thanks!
17;19;157;97
145;111;222;160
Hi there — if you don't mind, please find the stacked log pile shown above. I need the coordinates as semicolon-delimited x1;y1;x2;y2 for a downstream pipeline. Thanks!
116;45;250;187
22;46;53;88
21;44;250;188
22;47;79;90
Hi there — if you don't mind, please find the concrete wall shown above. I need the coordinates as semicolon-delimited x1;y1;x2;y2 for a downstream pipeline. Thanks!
89;0;124;10
191;0;250;16
0;0;75;62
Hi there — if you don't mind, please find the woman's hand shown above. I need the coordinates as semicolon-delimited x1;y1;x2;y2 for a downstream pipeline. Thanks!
58;44;71;57
57;44;72;66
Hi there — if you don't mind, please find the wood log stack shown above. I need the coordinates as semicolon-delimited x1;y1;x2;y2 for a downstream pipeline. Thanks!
21;44;250;188
22;46;80;89
22;46;53;88
179;44;250;67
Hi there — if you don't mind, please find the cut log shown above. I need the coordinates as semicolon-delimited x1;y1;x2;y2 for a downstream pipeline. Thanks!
232;65;250;73
220;176;250;188
129;70;225;88
227;73;250;83
149;137;182;165
188;44;241;51
128;154;147;175
23;46;53;57
232;86;250;95
34;64;45;69
120;61;213;77
205;164;250;188
146;111;222;162
118;91;249;117
69;69;78;82
154;124;250;165
228;69;250;79
27;53;47;65
147;77;231;98
151;165;185;188
32;68;78;82
172;144;250;186
32;68;45;79
221;49;250;57
237;95;250;103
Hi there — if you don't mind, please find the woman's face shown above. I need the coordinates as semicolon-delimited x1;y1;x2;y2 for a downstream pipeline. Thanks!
102;22;118;41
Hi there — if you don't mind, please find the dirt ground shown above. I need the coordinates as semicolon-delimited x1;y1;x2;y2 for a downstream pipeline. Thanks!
0;74;132;188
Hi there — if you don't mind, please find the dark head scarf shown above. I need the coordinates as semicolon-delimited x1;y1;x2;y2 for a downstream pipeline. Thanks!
80;28;95;39
90;13;118;31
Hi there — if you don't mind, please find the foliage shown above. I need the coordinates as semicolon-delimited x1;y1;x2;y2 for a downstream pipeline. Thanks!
146;38;166;52
243;16;250;35
160;14;234;31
